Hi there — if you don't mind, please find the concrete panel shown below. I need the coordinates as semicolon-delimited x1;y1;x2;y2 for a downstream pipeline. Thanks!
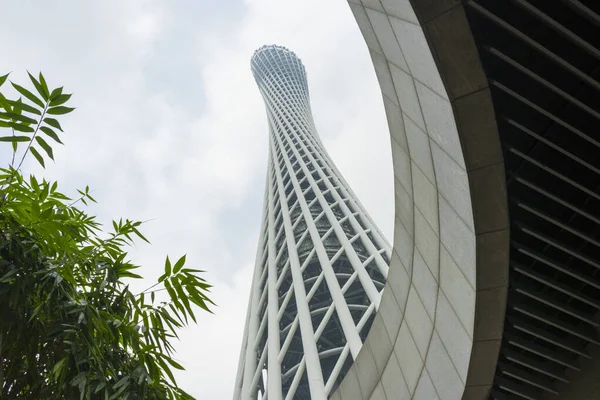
463;340;501;387
388;250;411;306
421;5;486;100
370;382;387;400
453;89;502;171
329;388;343;400
338;364;364;400
411;162;438;235
426;332;465;399
431;143;473;231
468;163;508;234
390;17;447;98
381;354;411;399
367;9;410;72
393;218;414;269
395;176;414;233
390;64;426;130
416;82;464;169
362;0;386;12
369;50;398;106
383;96;409;152
379;281;405;340
474;287;506;342
404;116;435;183
414;208;439;278
461;385;491;400
439;196;475;288
410;0;460;23
391;143;413;199
404;287;433;357
349;3;384;56
355;342;380;399
414;370;440;399
380;0;419;24
412;251;438;319
395;322;424;393
440;246;475;337
475;229;509;290
368;314;394;374
434;291;472;383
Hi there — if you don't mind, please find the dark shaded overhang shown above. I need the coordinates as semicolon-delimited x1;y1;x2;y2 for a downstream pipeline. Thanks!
413;0;600;398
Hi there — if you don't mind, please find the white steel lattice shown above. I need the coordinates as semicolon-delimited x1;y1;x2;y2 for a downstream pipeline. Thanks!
233;45;391;400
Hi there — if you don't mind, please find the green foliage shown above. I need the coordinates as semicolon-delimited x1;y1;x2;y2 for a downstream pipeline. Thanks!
0;72;214;399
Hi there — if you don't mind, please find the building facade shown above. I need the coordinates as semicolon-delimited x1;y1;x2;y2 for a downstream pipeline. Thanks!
232;45;391;400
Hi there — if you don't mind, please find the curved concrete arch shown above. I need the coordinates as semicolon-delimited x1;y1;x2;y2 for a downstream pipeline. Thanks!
330;1;509;399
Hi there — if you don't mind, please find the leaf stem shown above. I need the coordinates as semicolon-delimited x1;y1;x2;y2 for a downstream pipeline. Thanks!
16;102;48;171
10;128;16;166
137;281;163;297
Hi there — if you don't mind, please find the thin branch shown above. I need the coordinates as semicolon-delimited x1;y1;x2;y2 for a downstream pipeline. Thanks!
137;282;163;297
10;127;16;166
141;288;168;296
16;103;48;171
67;194;87;208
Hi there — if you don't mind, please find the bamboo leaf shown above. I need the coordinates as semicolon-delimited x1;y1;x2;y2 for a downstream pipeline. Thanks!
181;268;206;274
49;86;63;101
94;381;106;394
0;136;30;142
0;92;10;112
109;378;130;400
29;146;45;168
30;175;40;191
49;93;72;107
132;227;149;244
177;285;196;323
0;268;18;283
38;72;50;99
0;111;37;125
113;376;129;389
165;256;171;276
35;136;54;160
156;357;176;384
28;71;48;101
10;99;41;115
47;106;75;115
0;72;9;87
11;82;44;108
43;117;63;132
10;122;35;133
165;357;185;370
51;358;67;378
120;271;143;279
173;254;186;274
40;126;63;144
164;280;177;301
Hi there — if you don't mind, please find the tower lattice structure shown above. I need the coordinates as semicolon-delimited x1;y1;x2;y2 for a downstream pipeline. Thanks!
233;45;391;400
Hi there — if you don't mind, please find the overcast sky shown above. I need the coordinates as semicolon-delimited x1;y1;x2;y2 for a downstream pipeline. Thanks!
1;1;393;398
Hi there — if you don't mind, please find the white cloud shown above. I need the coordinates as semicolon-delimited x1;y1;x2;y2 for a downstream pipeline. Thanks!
0;0;393;398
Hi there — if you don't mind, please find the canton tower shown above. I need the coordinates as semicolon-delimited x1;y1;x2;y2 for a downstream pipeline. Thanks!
233;45;390;400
